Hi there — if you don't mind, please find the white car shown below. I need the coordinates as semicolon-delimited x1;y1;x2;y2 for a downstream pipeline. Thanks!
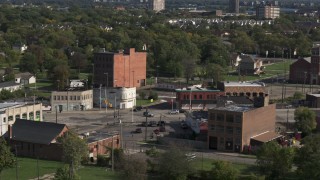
168;109;179;114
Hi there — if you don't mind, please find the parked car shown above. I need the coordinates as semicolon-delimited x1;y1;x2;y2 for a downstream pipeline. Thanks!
148;121;157;127
181;122;188;129
168;109;179;114
133;106;143;112
159;126;166;132
143;111;154;117
135;128;142;133
157;120;166;126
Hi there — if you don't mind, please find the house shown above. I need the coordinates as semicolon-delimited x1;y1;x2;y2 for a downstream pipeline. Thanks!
12;44;28;53
4;119;68;161
93;48;147;88
238;55;263;75
289;57;311;84
15;72;36;85
208;98;279;152
0;102;43;135
0;81;22;92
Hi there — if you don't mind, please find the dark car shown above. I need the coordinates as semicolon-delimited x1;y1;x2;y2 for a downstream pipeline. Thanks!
135;128;142;133
143;111;154;117
157;120;166;126
148;121;157;127
133;106;143;112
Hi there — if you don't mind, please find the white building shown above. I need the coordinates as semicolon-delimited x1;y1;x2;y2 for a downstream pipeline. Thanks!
15;72;36;84
51;89;93;111
0;81;22;92
0;102;43;135
93;87;136;109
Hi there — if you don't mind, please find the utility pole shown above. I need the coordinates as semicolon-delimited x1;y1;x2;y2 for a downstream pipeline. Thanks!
99;84;102;110
145;108;148;142
55;105;58;123
104;73;108;116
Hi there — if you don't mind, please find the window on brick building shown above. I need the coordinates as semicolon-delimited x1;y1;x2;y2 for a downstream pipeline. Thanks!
209;113;215;120
217;113;224;121
226;114;234;123
246;92;251;97
236;127;241;134
194;95;197;99
235;115;242;123
239;92;244;96
226;126;233;134
210;125;215;131
220;137;224;145
199;95;202;99
207;95;210;99
217;125;224;133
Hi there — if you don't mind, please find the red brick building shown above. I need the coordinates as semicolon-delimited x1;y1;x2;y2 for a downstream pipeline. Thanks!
208;102;277;152
289;57;311;84
5;119;68;161
87;132;120;160
217;81;267;97
175;86;225;110
93;48;147;88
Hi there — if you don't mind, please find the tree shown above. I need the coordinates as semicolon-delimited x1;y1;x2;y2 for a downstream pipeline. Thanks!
121;156;147;180
295;134;320;179
292;91;304;100
209;161;238;180
53;64;70;90
256;141;295;179
204;63;226;87
0;138;15;178
19;52;38;74
294;107;316;135
182;58;197;85
158;147;194;180
58;130;88;179
70;52;87;75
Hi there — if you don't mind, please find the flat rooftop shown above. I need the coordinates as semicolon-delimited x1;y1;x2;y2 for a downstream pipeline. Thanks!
223;81;265;87
210;105;255;112
176;85;221;92
86;132;118;144
0;102;26;110
308;93;320;97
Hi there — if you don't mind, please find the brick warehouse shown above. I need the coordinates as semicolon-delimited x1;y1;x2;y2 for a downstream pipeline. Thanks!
93;48;147;88
175;82;267;110
207;102;277;152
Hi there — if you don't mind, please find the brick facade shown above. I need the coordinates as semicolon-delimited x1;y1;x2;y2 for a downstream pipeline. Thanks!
289;58;311;84
208;104;276;152
87;134;120;159
94;48;147;88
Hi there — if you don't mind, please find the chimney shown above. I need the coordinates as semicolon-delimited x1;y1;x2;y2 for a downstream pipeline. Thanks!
8;125;12;139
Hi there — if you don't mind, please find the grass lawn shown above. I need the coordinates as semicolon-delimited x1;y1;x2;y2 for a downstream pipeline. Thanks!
225;61;292;82
136;99;154;106
191;158;259;177
1;157;119;180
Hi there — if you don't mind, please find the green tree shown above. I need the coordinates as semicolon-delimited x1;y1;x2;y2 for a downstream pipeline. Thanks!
209;161;238;180
19;52;38;74
158;147;194;180
204;63;226;87
53;64;70;90
0;138;15;178
121;156;147;180
256;141;295;179
295;134;320;179
292;91;304;100
294;107;316;135
58;130;88;179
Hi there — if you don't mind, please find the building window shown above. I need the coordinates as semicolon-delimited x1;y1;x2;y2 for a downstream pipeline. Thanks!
207;95;210;99
194;95;197;99
217;125;224;133
77;96;80;100
217;113;224;121
239;92;244;96
235;115;242;123
54;96;56;100
15;115;20;120
236;127;241;134
29;112;34;120
65;96;68;100
199;95;202;99
8;116;13;121
74;96;76;100
57;96;60;100
3;117;6;123
226;126;233;134
70;96;73;100
210;125;215;131
226;114;234;123
220;137;224;145
61;96;64;100
209;113;215;120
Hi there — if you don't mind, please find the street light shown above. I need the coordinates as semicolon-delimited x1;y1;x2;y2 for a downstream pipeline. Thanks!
104;73;108;115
